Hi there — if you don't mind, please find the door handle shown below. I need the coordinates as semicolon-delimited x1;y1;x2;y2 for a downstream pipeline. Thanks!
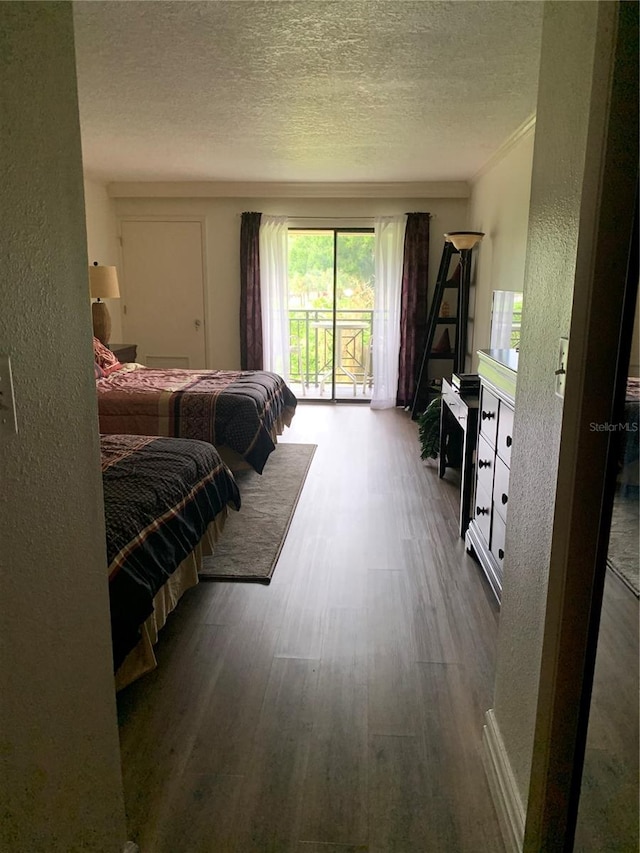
194;319;202;330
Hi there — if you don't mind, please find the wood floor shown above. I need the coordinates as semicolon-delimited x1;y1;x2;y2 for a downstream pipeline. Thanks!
117;404;640;852
116;404;505;852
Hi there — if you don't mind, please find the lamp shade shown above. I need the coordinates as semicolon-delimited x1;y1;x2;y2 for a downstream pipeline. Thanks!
89;263;120;299
444;232;485;251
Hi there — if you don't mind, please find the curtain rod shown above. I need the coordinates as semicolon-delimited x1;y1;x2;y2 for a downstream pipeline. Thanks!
241;213;432;219
284;213;433;219
286;216;373;220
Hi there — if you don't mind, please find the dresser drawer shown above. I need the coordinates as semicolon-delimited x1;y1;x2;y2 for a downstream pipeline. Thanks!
442;385;467;430
476;434;495;497
474;482;492;544
497;402;514;467
493;454;510;523
491;510;506;577
479;386;499;447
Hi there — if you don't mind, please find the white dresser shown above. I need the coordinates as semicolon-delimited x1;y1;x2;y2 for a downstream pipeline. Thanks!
465;349;518;602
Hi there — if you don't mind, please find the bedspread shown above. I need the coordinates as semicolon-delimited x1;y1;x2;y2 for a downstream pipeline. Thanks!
102;434;240;669
97;367;297;473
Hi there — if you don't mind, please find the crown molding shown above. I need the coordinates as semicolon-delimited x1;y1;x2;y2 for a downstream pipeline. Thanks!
107;181;470;199
472;114;537;183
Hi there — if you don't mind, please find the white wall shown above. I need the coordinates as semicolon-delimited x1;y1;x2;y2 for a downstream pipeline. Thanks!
0;5;126;850
112;193;469;369
84;178;123;342
468;126;536;369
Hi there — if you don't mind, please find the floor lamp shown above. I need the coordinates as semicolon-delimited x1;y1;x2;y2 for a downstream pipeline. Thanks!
444;231;484;371
90;261;120;345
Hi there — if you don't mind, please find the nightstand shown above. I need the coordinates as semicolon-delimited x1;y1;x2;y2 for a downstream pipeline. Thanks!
108;343;137;363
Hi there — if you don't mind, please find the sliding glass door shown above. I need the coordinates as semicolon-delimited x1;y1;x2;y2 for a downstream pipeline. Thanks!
288;229;374;401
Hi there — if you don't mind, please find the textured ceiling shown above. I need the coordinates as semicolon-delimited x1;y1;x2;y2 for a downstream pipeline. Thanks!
73;1;543;184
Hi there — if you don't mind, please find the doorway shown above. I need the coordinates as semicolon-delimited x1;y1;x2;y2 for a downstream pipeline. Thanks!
574;270;639;848
287;228;374;402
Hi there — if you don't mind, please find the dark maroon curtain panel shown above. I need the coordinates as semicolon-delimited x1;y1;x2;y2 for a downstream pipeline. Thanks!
240;211;263;370
397;212;431;407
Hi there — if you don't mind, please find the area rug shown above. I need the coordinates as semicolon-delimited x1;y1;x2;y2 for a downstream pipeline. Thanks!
606;492;639;597
199;443;316;582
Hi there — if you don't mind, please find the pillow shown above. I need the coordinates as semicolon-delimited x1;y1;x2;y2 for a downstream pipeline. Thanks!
93;337;122;375
94;361;105;380
102;360;123;377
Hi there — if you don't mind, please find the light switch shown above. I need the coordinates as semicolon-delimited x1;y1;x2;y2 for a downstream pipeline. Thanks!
555;337;569;399
0;355;18;435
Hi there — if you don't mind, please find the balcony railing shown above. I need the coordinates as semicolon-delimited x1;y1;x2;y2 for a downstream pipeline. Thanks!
289;308;373;394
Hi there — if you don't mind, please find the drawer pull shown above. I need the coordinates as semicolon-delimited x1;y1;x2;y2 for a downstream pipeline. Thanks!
506;435;513;448
476;506;489;516
481;410;496;421
498;548;505;560
478;459;491;469
501;493;508;505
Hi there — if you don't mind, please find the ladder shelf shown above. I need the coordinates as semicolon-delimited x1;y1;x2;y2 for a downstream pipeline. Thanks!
411;235;478;419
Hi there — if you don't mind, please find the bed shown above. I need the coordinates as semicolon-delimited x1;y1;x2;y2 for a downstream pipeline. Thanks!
102;433;240;689
94;340;297;474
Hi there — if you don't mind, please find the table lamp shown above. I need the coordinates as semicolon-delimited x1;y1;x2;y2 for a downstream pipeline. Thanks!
89;261;120;345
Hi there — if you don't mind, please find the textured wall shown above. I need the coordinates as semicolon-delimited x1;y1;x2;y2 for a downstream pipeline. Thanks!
0;5;126;850
84;178;123;342
113;193;469;369
492;1;601;804
468;129;536;368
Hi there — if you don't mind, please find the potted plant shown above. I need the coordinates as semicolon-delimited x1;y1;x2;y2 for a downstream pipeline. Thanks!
417;395;442;460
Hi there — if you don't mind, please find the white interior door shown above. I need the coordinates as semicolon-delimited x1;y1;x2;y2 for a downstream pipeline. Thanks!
120;220;206;368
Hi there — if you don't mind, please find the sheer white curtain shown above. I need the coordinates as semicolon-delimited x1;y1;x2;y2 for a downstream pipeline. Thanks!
259;215;289;378
371;214;407;409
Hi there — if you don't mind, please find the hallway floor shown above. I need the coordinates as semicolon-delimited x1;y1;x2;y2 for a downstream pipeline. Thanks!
117;404;505;851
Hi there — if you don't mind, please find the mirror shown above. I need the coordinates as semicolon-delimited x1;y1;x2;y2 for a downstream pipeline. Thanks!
490;291;523;350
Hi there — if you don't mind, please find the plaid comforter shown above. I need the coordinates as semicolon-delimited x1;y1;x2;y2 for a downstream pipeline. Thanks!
97;367;297;474
102;434;240;669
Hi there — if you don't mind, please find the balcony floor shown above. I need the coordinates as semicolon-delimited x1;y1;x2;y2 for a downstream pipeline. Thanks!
288;380;373;402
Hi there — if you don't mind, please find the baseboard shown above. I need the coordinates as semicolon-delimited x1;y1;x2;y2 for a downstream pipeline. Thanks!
482;709;525;853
